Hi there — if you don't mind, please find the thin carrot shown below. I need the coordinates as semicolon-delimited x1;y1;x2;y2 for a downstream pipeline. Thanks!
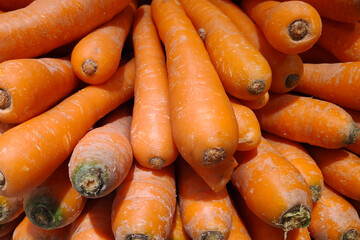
0;195;23;225
241;0;322;55
0;57;80;124
151;0;238;192
232;92;270;110
176;157;233;240
263;131;324;202
0;0;132;62
227;198;251;240
0;58;135;197
131;4;178;169
0;0;34;11
298;43;339;63
69;102;133;198
0;213;23;238
254;93;360;149
168;203;191;240
111;162;176;240
308;184;360;240
344;108;360;156
71;0;136;85
207;0;304;93
178;0;272;100
232;137;313;231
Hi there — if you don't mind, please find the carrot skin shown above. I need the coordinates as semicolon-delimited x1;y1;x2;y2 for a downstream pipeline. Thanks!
227;198;251;240
168;203;191;240
0;213;23;238
232;92;270;110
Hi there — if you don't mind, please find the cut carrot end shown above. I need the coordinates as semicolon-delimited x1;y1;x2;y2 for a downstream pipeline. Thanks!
310;185;322;203
0;89;11;110
281;205;311;231
198;28;206;41
285;74;300;89
81;59;98;76
248;79;266;95
345;123;360;146
149;157;165;169
343;229;359;240
125;234;150;240
202;147;226;167
288;20;310;41
200;231;225;240
27;204;54;229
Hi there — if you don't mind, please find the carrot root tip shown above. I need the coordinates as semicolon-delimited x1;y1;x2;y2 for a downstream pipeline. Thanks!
149;157;165;169
81;59;98;76
27;204;54;229
345;123;360;146
343;229;359;240
125;234;150;240
198;28;206;41
248;79;266;95
285;74;300;89
281;205;311;231
202;147;226;166
200;231;225;240
288;19;310;41
310;185;322;203
0;89;11;110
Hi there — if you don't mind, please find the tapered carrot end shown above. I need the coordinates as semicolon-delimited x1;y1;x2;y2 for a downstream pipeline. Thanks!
0;89;11;110
149;157;165;169
345;123;360;146
288;20;310;41
200;231;225;240
343;229;359;240
310;185;322;203
202;147;226;166
285;74;300;89
248;79;266;96
126;234;150;240
281;205;311;231
81;59;98;76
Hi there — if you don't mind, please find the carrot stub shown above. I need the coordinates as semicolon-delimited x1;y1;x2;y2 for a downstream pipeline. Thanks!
0;195;23;225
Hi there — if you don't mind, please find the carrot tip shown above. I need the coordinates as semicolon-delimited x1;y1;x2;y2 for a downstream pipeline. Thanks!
345;123;360;146
281;205;311;231
343;229;359;240
198;28;206;41
248;79;266;95
202;147;226;166
149;157;165;169
81;59;98;76
0;89;11;110
200;231;225;240
288;20;310;41
27;204;54;229
285;74;300;89
310;185;322;203
125;234;150;240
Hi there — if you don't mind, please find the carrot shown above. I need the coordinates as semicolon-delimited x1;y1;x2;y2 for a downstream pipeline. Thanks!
0;58;135;197
229;97;262;151
308;184;360;240
0;0;34;11
263;131;324;202
232;92;270;110
168;203;191;240
151;0;238;192
131;4;178;169
69;193;114;240
71;0;136;85
0;123;13;136
12;216;71;240
0;57;80;124
344;108;360;156
111;162;176;240
176;157;233;240
298;43;339;63
207;0;304;93
294;61;360;111
0;0;133;62
241;0;322;55
0;195;23;225
178;0;272;100
69;102;133;198
254;93;360;149
0;213;23;238
227;198;251;240
231;138;313;231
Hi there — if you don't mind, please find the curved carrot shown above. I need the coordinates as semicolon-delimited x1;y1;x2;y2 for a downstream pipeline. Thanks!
0;195;23;225
207;0;304;93
263;132;324;202
176;157;233;240
69;103;133;198
71;0;136;84
232;138;313;231
168;203;191;240
151;0;238;192
254;93;360;149
0;57;79;124
241;0;322;55
344;108;360;156
179;0;271;100
295;62;360;111
0;0;132;62
111;162;176;240
298;44;339;63
131;4;178;169
308;184;360;240
233;92;269;110
0;0;34;11
0;213;23;238
0;58;135;197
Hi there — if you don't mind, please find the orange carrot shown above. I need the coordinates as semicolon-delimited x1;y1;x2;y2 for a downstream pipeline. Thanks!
0;213;23;238
69;193;114;240
168;203;191;240
294;61;360;111
69;102;133;198
254;93;360;149
298;43;339;63
71;0;136;85
207;0;304;93
232;138;313;231
241;0;322;55
263;131;324;202
227;198;251;240
111;162;176;240
0;57;80;124
12;216;71;240
308;184;360;240
232;92;270;110
0;0;34;11
0;195;23;225
0;58;135;197
131;4;178;169
0;0;132;62
344;108;360;156
178;0;272;100
151;0;238;192
176;157;233;240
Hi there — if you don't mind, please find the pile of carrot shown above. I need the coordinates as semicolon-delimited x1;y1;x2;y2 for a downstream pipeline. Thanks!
0;0;359;239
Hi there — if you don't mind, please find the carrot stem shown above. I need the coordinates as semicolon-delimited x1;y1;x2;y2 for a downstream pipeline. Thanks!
0;89;11;110
285;74;300;89
149;157;165;169
201;231;225;240
202;147;226;166
310;185;322;203
343;229;359;240
81;59;98;76
288;19;310;41
126;234;150;240
248;79;266;95
281;205;311;231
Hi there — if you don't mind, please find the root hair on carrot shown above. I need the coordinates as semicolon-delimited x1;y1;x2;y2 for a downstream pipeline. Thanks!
343;229;359;240
202;147;226;166
200;231;225;240
149;157;165;169
0;89;11;110
248;79;266;95
81;59;98;76
285;74;300;89
198;28;206;41
281;204;311;231
125;233;150;240
288;19;310;41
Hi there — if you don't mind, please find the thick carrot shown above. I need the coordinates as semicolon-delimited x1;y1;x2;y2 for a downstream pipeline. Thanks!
207;0;304;93
71;0;136;85
69;102;133;198
227;198;251;240
178;0;272;100
308;184;360;240
294;62;360;111
232;138;313;231
263;131;324;202
298;44;339;63
344;108;360;155
241;0;322;55
0;195;23;225
0;58;135;197
0;213;23;238
111;162;176;240
131;4;178;169
12;216;71;240
0;0;132;62
254;93;360;149
233;92;269;110
168;203;191;240
151;0;238;192
0;0;34;11
0;57;79;124
69;193;114;240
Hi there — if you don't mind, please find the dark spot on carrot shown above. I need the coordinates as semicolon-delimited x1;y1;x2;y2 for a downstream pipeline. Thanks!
29;204;54;229
0;89;11;110
345;123;360;146
202;147;226;166
149;157;165;169
198;28;206;41
248;79;266;95
310;185;322;203
126;234;150;240
281;204;311;231
200;231;225;240
343;229;359;240
0;172;5;190
285;74;300;89
81;59;98;76
288;19;310;41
